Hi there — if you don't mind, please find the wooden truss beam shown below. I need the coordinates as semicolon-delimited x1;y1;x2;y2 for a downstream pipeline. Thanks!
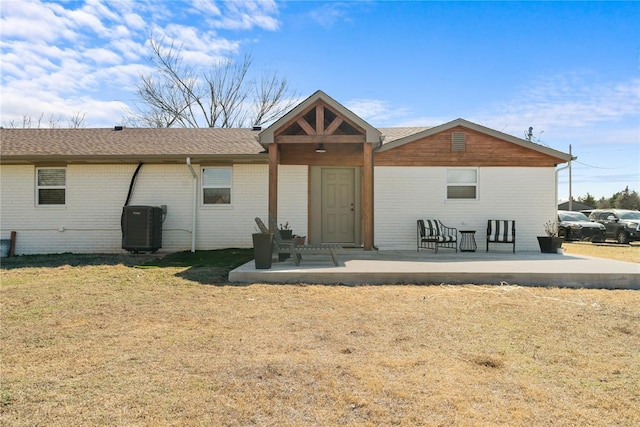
296;118;316;135
325;117;344;135
275;135;365;144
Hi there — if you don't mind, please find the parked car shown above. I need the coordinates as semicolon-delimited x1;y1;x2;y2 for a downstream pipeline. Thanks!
588;209;640;244
557;210;606;242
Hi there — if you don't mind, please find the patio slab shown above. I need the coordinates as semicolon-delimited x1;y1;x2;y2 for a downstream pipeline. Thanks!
229;250;640;289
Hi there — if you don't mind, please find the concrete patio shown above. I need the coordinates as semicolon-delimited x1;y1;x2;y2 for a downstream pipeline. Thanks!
229;249;640;289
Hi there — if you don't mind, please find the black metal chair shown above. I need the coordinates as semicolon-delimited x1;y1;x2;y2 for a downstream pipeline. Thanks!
417;219;458;253
486;219;516;253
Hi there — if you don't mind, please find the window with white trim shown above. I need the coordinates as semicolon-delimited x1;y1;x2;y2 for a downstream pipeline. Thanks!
447;168;477;199
202;167;232;204
36;167;66;205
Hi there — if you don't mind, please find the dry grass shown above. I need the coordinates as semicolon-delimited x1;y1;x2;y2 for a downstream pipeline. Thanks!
1;250;639;426
563;241;639;263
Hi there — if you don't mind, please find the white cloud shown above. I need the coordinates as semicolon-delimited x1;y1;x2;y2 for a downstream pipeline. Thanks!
85;47;124;65
108;38;146;62
345;98;412;126
93;63;150;91
308;2;353;28
471;73;640;143
66;6;108;34
161;24;240;59
0;84;129;128
188;0;222;17
0;0;283;127
206;1;280;31
0;0;74;42
123;11;147;30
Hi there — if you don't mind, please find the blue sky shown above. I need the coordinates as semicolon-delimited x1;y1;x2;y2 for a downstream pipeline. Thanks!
1;0;638;201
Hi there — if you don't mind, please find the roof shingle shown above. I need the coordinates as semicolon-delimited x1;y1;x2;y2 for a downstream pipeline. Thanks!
0;128;265;159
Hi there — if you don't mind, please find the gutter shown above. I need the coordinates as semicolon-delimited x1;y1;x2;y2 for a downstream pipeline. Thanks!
186;157;198;253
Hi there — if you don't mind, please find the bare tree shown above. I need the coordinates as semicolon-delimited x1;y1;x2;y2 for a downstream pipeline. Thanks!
67;112;87;128
254;72;293;126
3;112;86;128
131;35;297;128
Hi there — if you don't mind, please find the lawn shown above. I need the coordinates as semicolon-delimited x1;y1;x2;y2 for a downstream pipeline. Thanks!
1;247;638;425
563;241;639;263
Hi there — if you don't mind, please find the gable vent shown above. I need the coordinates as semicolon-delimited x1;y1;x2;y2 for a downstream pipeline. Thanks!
451;132;466;151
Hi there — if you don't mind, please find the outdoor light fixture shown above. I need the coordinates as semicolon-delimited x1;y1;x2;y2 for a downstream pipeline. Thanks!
315;143;326;153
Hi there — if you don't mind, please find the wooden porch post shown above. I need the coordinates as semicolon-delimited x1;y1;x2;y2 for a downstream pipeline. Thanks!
268;143;279;231
362;143;373;250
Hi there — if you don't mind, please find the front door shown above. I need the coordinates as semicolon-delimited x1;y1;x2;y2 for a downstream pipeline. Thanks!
321;168;355;243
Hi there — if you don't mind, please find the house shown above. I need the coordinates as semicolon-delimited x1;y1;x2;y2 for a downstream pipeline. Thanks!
0;90;572;255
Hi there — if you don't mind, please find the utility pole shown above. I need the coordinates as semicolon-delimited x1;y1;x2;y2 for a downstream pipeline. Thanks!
569;144;573;211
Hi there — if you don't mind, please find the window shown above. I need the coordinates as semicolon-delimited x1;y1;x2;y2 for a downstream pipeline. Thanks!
447;168;477;199
36;167;66;205
202;167;232;204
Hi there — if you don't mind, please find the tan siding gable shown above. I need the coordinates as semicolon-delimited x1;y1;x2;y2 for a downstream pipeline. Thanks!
375;126;563;167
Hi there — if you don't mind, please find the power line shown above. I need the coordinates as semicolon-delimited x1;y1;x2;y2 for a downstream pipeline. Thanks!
573;160;632;170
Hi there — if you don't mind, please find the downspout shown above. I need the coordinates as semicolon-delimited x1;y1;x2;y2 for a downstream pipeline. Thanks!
555;159;573;209
371;136;384;251
186;158;197;253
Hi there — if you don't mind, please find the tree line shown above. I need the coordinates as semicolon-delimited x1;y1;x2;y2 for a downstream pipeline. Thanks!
577;186;640;210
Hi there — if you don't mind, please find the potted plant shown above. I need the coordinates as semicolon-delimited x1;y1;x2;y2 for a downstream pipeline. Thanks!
537;220;564;253
279;222;293;240
252;230;274;269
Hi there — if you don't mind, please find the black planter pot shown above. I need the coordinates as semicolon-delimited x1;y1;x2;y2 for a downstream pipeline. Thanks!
280;230;293;240
278;253;291;262
537;236;564;253
252;233;274;269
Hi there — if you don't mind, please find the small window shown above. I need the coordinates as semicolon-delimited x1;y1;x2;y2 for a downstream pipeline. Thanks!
447;168;477;199
202;167;232;204
451;132;466;151
36;167;66;205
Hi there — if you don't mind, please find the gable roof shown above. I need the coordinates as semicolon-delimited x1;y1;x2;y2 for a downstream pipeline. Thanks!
378;127;432;145
1;94;572;166
258;90;382;146
377;118;573;162
0;127;265;164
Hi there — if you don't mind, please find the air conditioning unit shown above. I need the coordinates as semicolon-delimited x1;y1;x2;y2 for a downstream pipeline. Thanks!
121;206;163;252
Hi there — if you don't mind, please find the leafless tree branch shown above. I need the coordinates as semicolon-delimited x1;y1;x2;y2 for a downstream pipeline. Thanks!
130;34;297;128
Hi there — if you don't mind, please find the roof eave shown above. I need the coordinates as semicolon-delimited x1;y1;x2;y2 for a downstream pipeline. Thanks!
0;153;268;165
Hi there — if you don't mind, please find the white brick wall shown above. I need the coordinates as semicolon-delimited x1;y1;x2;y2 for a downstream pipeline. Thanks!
374;166;558;251
2;162;557;254
276;165;309;236
2;164;138;254
0;163;274;254
196;163;269;249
